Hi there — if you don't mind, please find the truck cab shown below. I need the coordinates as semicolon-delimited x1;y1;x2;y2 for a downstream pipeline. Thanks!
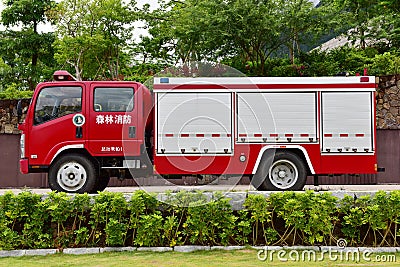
19;71;152;193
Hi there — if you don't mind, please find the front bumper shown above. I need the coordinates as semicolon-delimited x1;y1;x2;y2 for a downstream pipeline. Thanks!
20;159;29;174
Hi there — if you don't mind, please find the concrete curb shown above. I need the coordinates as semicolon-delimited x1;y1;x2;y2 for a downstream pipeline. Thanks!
137;247;173;252
100;247;137;253
0;249;57;257
1;246;400;258
174;246;210;253
63;247;101;255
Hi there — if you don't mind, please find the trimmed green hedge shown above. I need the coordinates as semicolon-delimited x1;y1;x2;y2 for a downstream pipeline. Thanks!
1;190;400;250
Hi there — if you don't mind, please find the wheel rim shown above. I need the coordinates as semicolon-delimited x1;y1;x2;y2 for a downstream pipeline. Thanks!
269;159;298;189
56;161;87;192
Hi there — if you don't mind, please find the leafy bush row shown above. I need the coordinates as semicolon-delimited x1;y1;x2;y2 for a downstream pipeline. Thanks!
1;190;400;250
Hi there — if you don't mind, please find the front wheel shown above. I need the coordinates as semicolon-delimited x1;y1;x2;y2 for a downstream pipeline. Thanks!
252;151;307;191
49;154;97;193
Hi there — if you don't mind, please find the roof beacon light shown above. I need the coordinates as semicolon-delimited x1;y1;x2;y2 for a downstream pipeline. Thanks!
53;70;77;81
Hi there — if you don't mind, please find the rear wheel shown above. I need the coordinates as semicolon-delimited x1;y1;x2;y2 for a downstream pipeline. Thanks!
49;154;97;193
252;151;307;191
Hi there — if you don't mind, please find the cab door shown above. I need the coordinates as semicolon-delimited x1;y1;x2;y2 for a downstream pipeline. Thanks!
28;83;86;166
87;83;140;157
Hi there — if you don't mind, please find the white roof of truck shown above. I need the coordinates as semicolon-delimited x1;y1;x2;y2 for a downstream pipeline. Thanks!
153;76;376;92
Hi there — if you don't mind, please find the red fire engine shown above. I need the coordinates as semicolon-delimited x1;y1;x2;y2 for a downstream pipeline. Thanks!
18;71;378;193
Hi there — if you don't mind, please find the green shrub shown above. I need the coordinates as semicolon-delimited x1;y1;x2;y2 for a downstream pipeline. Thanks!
0;83;33;100
182;193;237;246
367;52;400;76
0;190;400;250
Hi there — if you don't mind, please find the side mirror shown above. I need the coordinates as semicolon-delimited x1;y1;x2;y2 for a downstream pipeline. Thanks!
17;99;22;123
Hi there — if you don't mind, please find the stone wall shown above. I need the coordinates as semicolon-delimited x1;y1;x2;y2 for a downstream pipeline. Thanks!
376;75;400;129
0;75;399;134
0;99;29;134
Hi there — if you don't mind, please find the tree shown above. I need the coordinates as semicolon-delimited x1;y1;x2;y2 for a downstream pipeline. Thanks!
140;0;335;76
368;0;400;49
332;0;380;49
52;0;137;80
280;0;334;64
0;30;55;90
0;0;56;90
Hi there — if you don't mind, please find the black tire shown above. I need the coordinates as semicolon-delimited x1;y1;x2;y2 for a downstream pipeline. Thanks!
48;154;98;193
252;151;307;191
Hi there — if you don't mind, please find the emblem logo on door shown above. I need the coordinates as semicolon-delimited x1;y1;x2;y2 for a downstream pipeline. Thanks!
72;114;86;127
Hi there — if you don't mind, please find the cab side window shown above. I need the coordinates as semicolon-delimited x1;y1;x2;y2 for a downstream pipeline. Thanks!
34;87;82;125
94;87;134;112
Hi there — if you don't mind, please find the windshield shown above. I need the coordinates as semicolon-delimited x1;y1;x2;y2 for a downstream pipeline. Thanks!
34;86;82;125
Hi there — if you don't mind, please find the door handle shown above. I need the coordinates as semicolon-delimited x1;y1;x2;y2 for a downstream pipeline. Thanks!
129;126;136;138
76;127;83;138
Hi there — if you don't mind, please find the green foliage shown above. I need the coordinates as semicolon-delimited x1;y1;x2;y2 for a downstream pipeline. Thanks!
367;52;400;76
52;0;136;80
0;0;57;90
182;193;237;246
1;190;400;250
340;191;400;246
224;47;400;77
0;191;52;249
332;0;380;49
122;63;169;85
0;84;33;100
71;194;91;241
45;191;75;248
140;0;335;76
134;213;164;247
1;0;55;27
243;194;276;245
88;192;129;247
270;191;338;245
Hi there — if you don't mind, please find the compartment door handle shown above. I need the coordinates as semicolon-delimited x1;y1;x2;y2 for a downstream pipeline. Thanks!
129;126;136;138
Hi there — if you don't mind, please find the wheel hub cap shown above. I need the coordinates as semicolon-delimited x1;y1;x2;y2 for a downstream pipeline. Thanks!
269;159;298;189
278;170;286;178
57;162;87;191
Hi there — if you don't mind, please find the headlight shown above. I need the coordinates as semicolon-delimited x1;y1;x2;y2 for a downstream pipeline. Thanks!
20;134;25;158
